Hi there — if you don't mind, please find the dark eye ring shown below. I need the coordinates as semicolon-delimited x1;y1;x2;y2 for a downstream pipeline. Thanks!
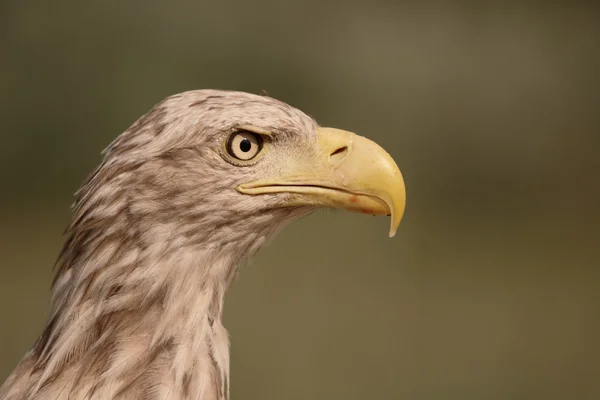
226;131;263;161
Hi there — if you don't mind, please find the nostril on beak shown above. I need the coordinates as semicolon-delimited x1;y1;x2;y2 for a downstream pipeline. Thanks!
330;146;348;159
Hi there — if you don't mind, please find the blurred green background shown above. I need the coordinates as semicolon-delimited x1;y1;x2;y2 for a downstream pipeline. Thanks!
1;1;599;399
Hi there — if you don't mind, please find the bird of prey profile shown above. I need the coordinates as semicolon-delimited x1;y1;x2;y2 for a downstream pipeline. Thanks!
0;90;405;399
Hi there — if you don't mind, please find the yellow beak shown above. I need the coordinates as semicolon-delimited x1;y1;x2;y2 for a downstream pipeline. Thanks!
237;127;406;237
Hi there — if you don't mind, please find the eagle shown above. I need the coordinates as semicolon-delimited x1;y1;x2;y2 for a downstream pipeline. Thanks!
0;90;405;399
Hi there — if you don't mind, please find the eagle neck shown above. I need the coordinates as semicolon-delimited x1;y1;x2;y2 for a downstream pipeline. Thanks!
33;239;239;399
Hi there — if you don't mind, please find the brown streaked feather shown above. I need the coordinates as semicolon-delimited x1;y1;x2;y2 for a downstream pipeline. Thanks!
0;89;318;399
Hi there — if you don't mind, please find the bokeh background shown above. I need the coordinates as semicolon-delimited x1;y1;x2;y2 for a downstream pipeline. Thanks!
1;1;598;399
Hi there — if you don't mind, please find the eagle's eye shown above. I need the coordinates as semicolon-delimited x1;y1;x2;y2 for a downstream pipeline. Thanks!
226;131;263;161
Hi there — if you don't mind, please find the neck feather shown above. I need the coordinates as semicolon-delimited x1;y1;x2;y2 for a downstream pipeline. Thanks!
23;235;246;399
1;151;306;399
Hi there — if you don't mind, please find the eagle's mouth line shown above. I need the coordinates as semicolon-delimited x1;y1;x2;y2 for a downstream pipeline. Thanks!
237;182;391;215
240;182;372;197
242;183;359;194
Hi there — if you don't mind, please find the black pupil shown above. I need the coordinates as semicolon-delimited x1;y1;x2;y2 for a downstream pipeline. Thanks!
239;138;252;152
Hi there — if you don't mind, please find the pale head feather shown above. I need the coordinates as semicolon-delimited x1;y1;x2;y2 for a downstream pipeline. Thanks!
0;90;318;400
